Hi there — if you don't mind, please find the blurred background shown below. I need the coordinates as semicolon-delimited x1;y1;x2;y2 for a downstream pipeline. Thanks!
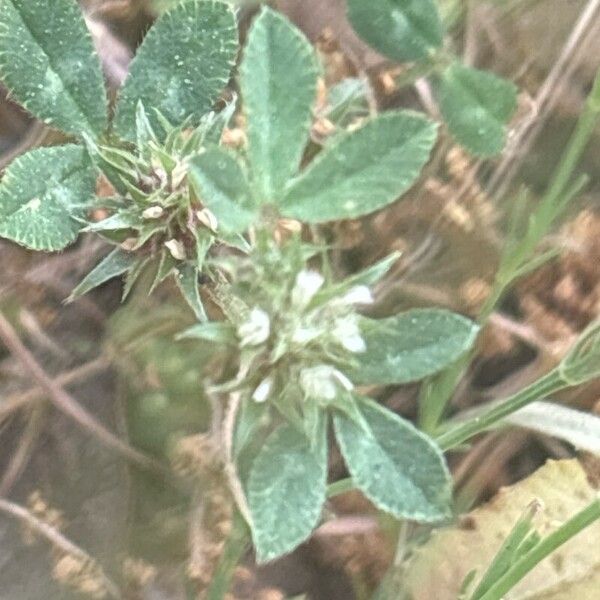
0;1;599;598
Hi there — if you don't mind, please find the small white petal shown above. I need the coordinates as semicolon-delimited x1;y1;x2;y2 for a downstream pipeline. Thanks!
332;316;366;353
299;365;352;400
252;378;273;403
291;270;324;309
342;286;374;305
340;333;367;353
142;205;164;219
164;238;186;260
238;308;271;347
332;369;354;391
291;326;321;345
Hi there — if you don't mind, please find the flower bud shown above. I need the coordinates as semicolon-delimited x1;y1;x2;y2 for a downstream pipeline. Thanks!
164;238;186;260
196;208;218;232
142;205;164;219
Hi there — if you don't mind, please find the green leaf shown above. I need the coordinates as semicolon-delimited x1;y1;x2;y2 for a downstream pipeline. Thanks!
0;145;96;251
240;7;319;201
438;63;517;157
334;397;451;521
347;0;443;63
352;309;479;385
69;248;138;299
114;0;238;141
281;112;437;222
189;147;257;233
0;0;108;137
247;421;327;562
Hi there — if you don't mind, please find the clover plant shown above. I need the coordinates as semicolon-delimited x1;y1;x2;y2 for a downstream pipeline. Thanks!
0;0;599;598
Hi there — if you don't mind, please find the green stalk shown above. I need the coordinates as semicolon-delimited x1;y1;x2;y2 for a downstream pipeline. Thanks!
419;68;600;434
436;370;566;450
327;477;355;498
476;498;600;600
205;510;250;600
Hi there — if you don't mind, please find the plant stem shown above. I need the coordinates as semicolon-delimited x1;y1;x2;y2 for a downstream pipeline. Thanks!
476;498;600;600
205;510;250;600
436;370;566;450
419;68;600;434
327;477;355;498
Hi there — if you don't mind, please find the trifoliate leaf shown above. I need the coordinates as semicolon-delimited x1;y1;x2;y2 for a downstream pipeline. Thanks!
351;309;479;385
240;7;319;201
189;147;257;233
280;112;437;222
114;0;238;141
0;0;108;137
347;0;443;63
247;421;327;562
0;145;96;251
334;397;451;522
438;63;517;157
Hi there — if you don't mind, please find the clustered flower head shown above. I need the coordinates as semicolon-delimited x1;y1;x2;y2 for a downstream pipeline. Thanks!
234;265;374;409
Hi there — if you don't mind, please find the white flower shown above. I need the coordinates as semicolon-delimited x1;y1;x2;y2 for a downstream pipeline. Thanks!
238;308;270;347
142;205;164;219
299;365;353;401
342;285;374;305
332;316;366;353
291;326;321;345
252;377;273;403
291;270;324;309
164;238;186;260
196;208;218;232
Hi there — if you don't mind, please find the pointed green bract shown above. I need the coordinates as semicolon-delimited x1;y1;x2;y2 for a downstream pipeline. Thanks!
438;63;517;157
240;7;319;202
114;0;238;141
334;397;452;522
70;248;138;299
0;0;108;137
189;147;256;233
175;264;207;321
0;145;96;251
247;422;327;562
347;0;443;63
281;112;437;222
352;309;479;385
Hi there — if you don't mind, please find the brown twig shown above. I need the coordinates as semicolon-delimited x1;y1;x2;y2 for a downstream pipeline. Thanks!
0;310;165;475
0;497;121;599
487;0;600;199
0;405;46;496
0;357;109;424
